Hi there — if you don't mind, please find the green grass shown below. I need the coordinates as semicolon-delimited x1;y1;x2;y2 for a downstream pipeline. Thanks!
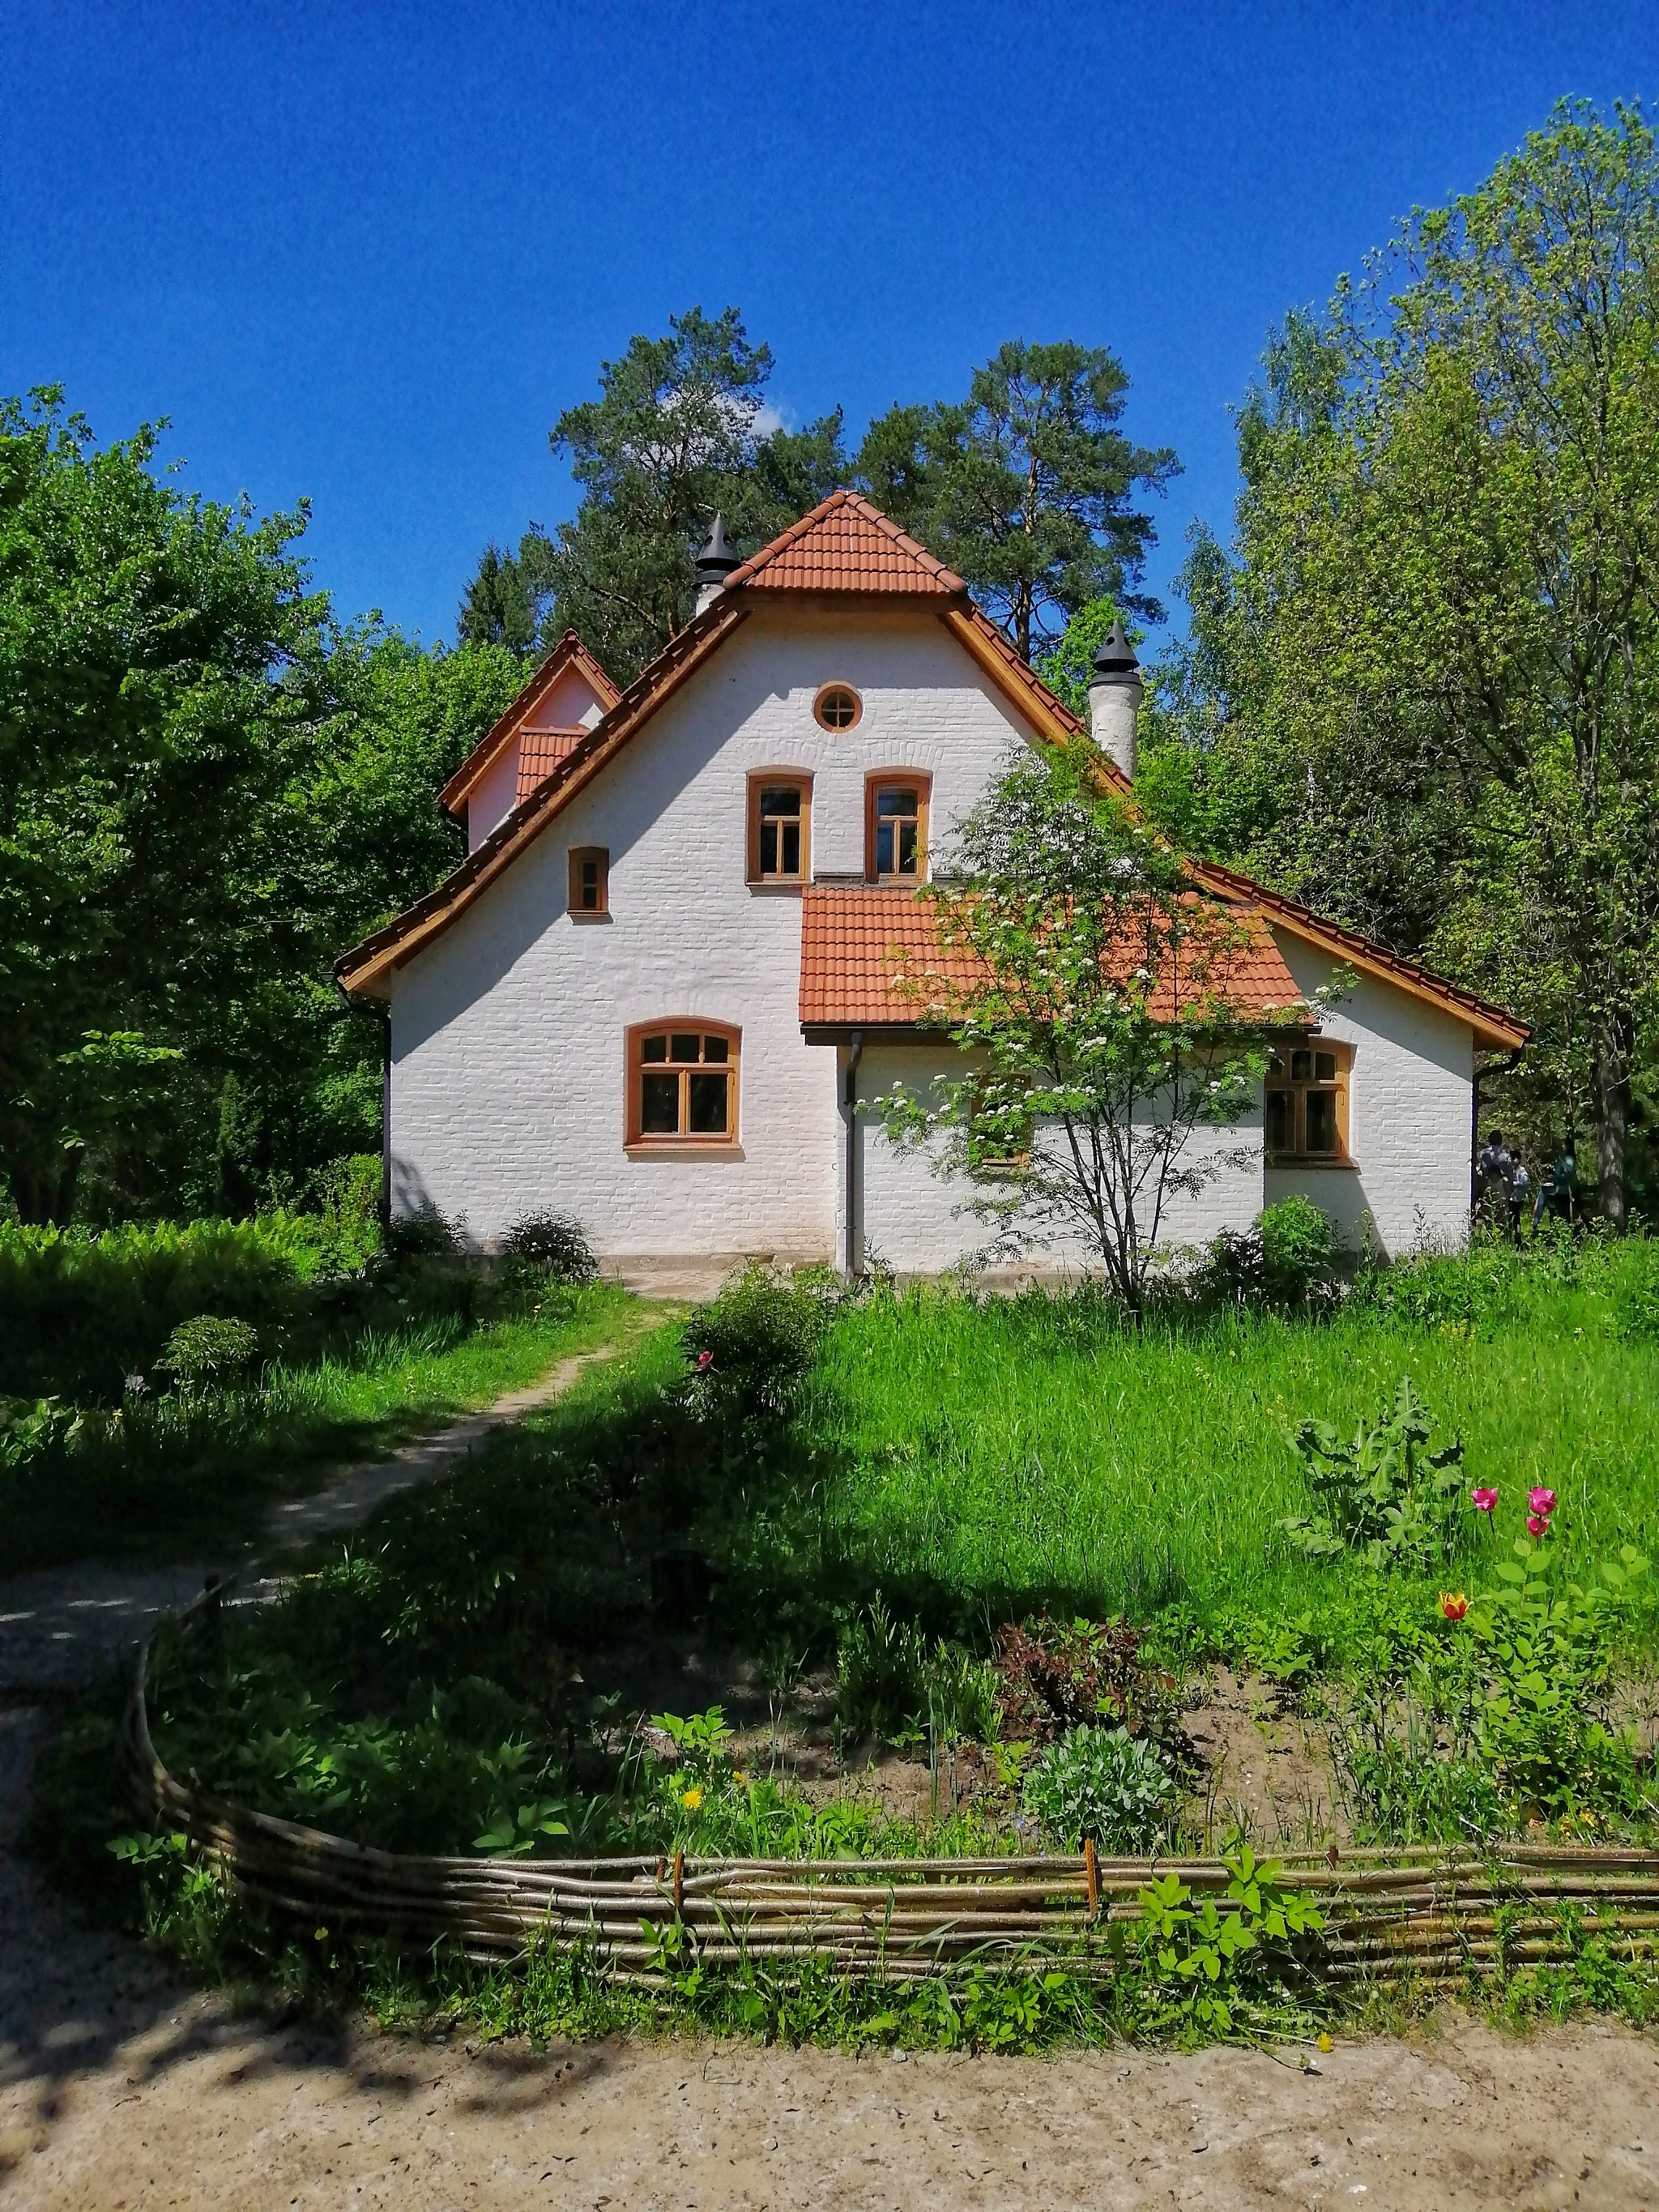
0;1282;638;1574
803;1279;1659;1638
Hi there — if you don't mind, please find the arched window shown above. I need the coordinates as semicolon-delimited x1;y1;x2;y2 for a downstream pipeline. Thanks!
625;1022;741;1150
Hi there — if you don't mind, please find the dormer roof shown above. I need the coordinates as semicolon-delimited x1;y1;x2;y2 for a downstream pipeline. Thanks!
437;630;621;821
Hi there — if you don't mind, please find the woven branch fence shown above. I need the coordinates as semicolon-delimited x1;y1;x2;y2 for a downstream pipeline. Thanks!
121;1630;1659;1989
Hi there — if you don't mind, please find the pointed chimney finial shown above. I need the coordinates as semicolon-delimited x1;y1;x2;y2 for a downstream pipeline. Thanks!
695;513;741;612
1087;613;1143;779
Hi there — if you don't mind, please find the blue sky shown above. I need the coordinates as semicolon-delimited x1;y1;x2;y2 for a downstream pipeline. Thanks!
2;2;1653;649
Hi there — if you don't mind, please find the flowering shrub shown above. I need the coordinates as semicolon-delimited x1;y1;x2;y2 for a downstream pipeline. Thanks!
680;1265;840;1445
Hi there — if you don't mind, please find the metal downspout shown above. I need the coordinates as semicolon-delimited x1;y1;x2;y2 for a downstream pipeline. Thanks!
843;1030;864;1277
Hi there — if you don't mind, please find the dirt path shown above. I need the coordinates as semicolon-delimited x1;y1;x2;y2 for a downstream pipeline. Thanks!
0;1338;632;1697
0;1694;1654;2212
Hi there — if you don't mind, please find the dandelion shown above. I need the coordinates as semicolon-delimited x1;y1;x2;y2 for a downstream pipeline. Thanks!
1439;1592;1469;1622
680;1784;704;1811
731;1770;749;1789
1470;1487;1498;1514
1527;1514;1549;1538
314;1926;329;1942
1528;1487;1556;1517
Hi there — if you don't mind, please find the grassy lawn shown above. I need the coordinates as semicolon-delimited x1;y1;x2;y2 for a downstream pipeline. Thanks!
0;1282;638;1575
805;1282;1659;1639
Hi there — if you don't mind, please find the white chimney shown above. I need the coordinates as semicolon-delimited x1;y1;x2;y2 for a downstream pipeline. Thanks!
1087;615;1143;779
694;512;740;615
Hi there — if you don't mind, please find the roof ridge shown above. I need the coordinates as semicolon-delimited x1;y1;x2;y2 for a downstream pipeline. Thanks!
723;488;968;596
438;629;621;817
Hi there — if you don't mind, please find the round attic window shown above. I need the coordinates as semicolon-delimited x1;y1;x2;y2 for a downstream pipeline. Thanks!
813;682;862;732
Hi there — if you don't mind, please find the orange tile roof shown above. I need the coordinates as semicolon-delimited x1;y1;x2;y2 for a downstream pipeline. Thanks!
799;885;1308;1030
515;728;587;804
724;489;966;596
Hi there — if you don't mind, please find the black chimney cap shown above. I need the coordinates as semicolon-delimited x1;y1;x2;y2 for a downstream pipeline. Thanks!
1091;614;1141;678
696;512;740;584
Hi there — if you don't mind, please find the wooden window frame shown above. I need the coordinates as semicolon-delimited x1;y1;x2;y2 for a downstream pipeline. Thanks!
864;771;931;884
746;771;813;888
813;681;863;732
1265;1038;1354;1164
625;1021;741;1153
568;845;609;920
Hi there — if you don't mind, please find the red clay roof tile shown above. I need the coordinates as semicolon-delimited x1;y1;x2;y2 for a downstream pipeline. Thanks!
799;884;1307;1030
725;489;966;596
515;728;588;805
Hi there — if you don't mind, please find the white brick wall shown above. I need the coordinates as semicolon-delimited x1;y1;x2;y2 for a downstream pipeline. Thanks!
389;604;1034;1254
1264;935;1473;1256
386;600;1479;1270
851;1043;1264;1275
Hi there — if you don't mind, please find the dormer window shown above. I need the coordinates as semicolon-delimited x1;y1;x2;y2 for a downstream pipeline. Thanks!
748;773;812;885
814;683;862;732
866;773;929;882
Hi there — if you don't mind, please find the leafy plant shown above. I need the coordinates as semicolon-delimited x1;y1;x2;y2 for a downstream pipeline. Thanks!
156;1313;260;1394
681;1264;839;1439
473;1740;573;1856
1135;1847;1325;2036
500;1211;598;1285
0;1394;83;1471
1282;1376;1465;1569
1193;1196;1341;1316
994;1614;1162;1741
836;1597;929;1745
1021;1723;1177;1851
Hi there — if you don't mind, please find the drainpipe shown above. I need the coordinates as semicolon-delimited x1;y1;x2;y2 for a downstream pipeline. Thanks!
379;1002;393;1245
843;1030;864;1277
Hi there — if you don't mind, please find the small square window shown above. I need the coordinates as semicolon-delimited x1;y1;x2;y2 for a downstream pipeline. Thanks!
568;846;608;919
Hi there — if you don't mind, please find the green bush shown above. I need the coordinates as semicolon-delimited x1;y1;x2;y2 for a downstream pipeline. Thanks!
1191;1197;1340;1317
0;1219;310;1402
681;1265;840;1437
501;1211;597;1284
1021;1723;1178;1851
156;1314;261;1393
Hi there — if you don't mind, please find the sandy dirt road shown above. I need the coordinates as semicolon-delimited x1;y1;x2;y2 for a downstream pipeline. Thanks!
4;1714;1659;2212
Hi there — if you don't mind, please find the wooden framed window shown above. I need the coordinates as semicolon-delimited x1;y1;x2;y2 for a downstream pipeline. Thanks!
568;846;609;919
1265;1040;1352;1161
865;773;929;882
813;682;862;732
626;1023;740;1149
747;772;812;884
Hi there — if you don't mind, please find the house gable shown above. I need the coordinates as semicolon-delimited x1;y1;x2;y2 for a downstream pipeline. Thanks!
439;630;621;852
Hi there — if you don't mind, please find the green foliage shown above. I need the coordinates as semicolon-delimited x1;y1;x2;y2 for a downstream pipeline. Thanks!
500;1210;597;1284
1282;1377;1466;1569
1034;596;1128;719
1192;1196;1341;1316
156;1313;261;1394
1136;1847;1325;2036
856;339;1177;661
0;1393;82;1472
872;750;1295;1312
681;1264;840;1441
1150;105;1659;1223
1021;1724;1177;1851
463;307;847;679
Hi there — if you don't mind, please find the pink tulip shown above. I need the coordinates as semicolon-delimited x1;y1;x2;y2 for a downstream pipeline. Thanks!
696;1350;714;1372
1470;1488;1498;1514
1527;1514;1549;1538
1528;1488;1556;1517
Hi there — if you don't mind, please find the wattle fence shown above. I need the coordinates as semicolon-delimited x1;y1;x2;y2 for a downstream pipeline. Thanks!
120;1626;1659;1989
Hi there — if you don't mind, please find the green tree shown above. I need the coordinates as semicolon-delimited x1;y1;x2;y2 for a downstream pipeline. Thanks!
856;340;1178;662
872;746;1293;1315
0;389;328;1223
1152;105;1659;1224
460;308;847;681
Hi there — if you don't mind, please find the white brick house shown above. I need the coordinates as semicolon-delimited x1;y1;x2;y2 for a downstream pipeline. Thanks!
338;494;1526;1273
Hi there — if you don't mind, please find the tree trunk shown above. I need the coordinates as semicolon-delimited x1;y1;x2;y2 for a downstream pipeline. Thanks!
1593;1006;1632;1232
5;1141;82;1227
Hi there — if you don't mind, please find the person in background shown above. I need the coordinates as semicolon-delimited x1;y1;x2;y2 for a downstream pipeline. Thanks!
1533;1144;1578;1230
1477;1128;1515;1231
1509;1155;1531;1240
